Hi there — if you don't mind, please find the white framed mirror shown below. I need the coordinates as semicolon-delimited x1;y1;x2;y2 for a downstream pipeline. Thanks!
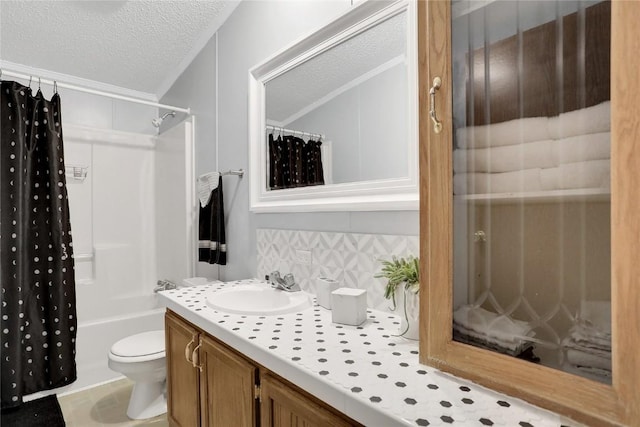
249;0;417;212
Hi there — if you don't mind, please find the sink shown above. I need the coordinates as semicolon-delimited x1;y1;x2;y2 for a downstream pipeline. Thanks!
205;283;312;316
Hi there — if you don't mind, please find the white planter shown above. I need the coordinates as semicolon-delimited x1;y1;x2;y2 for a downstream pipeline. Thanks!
394;286;420;340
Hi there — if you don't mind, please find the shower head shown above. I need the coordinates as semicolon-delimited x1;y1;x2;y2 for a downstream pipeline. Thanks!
152;111;176;128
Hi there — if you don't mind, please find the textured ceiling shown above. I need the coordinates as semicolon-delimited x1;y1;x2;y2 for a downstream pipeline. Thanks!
266;10;406;123
0;0;237;95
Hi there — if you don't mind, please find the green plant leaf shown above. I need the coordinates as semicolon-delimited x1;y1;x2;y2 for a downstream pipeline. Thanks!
374;255;420;301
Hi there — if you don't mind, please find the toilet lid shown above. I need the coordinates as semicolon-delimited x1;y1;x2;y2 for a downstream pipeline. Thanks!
110;330;165;358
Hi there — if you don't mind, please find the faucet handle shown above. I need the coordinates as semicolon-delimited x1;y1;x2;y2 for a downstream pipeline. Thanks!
283;273;296;288
154;279;177;293
268;271;281;283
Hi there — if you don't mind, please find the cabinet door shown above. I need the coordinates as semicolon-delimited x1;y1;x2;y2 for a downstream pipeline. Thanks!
165;312;201;427
198;336;257;427
419;0;640;425
259;373;353;427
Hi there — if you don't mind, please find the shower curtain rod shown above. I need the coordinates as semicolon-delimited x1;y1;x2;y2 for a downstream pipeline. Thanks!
0;69;191;114
266;124;324;140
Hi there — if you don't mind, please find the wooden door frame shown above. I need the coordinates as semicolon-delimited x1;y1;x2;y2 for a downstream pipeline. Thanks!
418;1;640;425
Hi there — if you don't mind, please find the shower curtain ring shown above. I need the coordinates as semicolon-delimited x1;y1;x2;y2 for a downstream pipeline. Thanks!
54;81;58;94
29;76;33;88
38;77;41;90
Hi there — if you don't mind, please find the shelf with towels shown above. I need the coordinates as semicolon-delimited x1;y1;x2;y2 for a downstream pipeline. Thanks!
454;188;611;204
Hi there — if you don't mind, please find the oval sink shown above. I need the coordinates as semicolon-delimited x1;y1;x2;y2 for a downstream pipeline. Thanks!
205;283;312;316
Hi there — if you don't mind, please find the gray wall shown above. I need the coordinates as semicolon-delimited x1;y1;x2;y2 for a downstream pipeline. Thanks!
160;34;218;279
162;1;419;281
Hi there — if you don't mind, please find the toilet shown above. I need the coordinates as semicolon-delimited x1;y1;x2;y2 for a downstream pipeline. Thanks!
108;330;167;419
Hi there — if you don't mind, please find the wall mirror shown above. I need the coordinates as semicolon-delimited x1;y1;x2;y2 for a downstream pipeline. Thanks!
249;0;417;212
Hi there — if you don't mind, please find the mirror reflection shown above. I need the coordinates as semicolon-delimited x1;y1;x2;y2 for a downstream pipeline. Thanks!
264;10;408;191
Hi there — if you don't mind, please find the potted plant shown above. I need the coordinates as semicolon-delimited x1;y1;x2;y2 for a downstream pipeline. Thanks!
374;255;420;340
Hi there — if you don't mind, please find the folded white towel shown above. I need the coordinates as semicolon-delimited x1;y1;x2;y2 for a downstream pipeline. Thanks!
453;305;534;345
540;159;610;191
453;139;556;174
453;168;542;195
197;172;221;207
564;318;611;352
548;101;610;140
566;349;611;371
555;132;610;165
453;322;529;352
580;301;612;334
456;116;550;150
564;340;611;358
562;362;611;382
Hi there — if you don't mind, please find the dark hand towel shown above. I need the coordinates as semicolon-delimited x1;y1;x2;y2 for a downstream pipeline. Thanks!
198;176;226;265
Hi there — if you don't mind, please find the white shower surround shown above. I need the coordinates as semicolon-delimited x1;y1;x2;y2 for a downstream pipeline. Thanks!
36;122;195;396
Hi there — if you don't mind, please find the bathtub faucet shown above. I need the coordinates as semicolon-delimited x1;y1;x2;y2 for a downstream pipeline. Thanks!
154;279;177;293
267;271;301;292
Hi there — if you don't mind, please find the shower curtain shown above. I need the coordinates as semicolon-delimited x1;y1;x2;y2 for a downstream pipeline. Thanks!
268;133;325;190
0;81;77;408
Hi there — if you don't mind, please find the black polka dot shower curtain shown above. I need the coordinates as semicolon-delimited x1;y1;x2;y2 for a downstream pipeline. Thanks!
0;80;77;408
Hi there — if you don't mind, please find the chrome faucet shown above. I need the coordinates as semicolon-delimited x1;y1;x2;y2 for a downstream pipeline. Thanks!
154;279;177;293
268;271;301;292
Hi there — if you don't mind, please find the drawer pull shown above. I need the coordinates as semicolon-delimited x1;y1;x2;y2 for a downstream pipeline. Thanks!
192;342;203;372
429;76;443;134
184;337;195;364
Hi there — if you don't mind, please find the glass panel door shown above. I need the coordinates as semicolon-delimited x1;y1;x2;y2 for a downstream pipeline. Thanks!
451;0;611;384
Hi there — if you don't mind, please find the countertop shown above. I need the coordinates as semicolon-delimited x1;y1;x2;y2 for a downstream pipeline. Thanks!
158;279;578;427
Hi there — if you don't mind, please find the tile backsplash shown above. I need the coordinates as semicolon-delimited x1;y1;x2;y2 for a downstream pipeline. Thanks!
256;229;419;312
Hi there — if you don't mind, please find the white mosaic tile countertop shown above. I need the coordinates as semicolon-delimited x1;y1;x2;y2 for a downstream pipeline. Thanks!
158;279;579;427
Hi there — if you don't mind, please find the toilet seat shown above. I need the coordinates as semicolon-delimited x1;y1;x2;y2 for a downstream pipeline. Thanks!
109;330;165;363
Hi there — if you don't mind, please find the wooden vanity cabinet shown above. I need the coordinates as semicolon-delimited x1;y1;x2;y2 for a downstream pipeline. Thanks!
166;311;256;427
198;335;257;427
165;312;201;427
165;310;361;427
259;373;353;427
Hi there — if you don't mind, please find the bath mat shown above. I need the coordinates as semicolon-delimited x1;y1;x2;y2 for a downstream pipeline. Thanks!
1;395;66;427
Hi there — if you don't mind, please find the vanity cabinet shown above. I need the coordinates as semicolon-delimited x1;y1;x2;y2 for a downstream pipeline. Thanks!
165;310;361;427
165;312;201;427
198;335;257;427
166;311;256;427
259;373;352;427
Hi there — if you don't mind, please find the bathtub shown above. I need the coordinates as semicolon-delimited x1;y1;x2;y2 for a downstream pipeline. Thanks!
27;295;165;400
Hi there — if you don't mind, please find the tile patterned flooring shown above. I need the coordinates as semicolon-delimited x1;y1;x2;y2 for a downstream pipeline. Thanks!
58;378;168;427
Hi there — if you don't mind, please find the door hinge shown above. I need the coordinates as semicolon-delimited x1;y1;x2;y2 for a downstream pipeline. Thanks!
254;383;261;402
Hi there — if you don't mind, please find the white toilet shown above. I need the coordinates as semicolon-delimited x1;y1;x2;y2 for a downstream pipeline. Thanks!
108;330;167;420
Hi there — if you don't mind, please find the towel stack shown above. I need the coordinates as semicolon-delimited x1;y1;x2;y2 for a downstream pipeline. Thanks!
453;101;610;195
562;319;611;382
453;305;538;362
